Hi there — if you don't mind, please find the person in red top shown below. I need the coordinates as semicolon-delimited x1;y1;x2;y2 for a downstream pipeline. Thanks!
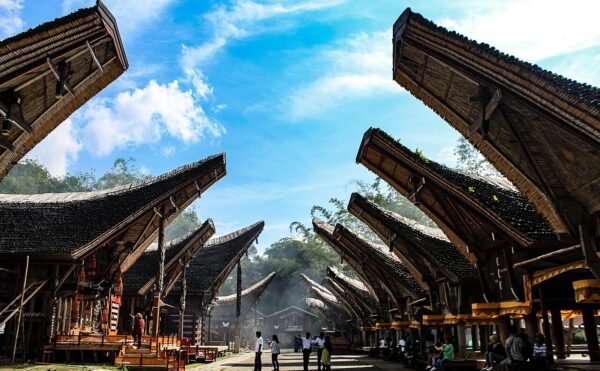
133;313;145;348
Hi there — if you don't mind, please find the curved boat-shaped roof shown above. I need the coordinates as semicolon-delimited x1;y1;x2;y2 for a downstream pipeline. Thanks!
0;1;128;180
123;219;216;296
169;221;265;307
210;272;276;320
348;192;477;286
0;154;225;265
392;8;600;235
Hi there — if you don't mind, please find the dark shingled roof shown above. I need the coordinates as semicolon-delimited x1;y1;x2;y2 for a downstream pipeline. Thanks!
350;192;477;281
363;128;556;241
393;8;600;114
171;221;265;295
210;272;276;320
0;154;225;259
123;219;215;296
326;267;378;314
333;223;426;298
0;1;128;181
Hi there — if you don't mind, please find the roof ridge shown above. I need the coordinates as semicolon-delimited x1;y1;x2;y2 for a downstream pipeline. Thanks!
0;154;224;203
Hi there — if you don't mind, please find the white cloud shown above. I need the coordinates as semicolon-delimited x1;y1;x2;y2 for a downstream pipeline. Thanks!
435;146;459;168
0;0;24;38
438;0;600;62
26;118;82;177
290;30;402;119
80;80;224;156
543;47;600;87
181;0;343;96
162;145;176;157
62;0;175;39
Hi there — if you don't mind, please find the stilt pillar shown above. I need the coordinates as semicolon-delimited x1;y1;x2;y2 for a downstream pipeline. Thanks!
479;325;489;355
497;315;511;344
582;306;600;361
471;325;479;352
538;285;554;364
525;309;539;344
550;308;566;359
457;321;467;358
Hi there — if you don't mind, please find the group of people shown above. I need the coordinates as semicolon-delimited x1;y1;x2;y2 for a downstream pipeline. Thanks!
482;326;549;371
254;331;334;371
425;336;455;371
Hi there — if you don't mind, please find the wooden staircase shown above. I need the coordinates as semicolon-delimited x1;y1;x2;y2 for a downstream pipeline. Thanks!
115;336;184;370
0;280;48;326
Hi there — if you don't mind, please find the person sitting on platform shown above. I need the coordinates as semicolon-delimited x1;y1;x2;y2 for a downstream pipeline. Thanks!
481;334;506;371
532;333;548;370
426;341;443;370
501;326;526;369
132;313;145;349
435;336;454;371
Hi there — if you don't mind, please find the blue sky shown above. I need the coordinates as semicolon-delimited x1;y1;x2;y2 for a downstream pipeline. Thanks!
2;0;599;252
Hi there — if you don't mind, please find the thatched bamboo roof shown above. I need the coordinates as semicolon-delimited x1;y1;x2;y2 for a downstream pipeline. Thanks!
322;277;364;320
0;154;225;264
325;267;378;318
168;221;264;306
357;128;564;257
392;8;600;236
333;223;426;301
0;1;128;180
300;274;347;319
312;217;389;305
348;193;477;286
210;272;276;321
123;219;216;296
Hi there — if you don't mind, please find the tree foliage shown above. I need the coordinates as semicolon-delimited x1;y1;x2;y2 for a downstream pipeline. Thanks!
454;137;502;177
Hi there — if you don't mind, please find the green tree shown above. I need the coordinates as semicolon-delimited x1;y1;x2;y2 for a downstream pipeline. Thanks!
454;137;501;177
94;157;149;189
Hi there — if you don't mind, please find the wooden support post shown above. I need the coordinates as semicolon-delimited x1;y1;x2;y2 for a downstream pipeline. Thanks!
471;325;479;352
234;261;242;353
525;310;539;346
12;256;29;363
152;210;165;338
419;324;427;360
457;321;467;358
497;315;511;345
550;308;566;359
178;262;187;340
538;285;554;364
582;306;600;361
479;325;488;355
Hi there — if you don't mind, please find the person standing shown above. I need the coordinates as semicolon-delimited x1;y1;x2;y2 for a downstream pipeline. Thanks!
316;332;325;371
132;313;145;349
254;331;263;371
322;336;333;371
268;335;280;371
302;332;314;371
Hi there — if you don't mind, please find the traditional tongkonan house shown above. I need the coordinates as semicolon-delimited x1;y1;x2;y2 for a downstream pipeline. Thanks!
299;274;349;329
325;266;379;325
167;221;265;345
208;272;276;344
312;218;389;321
391;8;600;361
332;223;429;348
121;220;216;337
0;154;225;361
348;192;480;357
0;1;127;181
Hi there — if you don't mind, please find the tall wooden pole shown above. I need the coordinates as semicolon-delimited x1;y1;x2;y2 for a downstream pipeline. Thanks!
178;260;187;340
582;306;600;361
12;256;29;363
550;307;566;359
151;211;165;338
538;285;554;364
234;261;242;353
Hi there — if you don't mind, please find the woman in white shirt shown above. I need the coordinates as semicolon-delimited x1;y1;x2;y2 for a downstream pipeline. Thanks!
268;335;281;371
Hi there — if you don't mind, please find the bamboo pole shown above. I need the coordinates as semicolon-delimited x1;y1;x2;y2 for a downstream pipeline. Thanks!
12;256;29;363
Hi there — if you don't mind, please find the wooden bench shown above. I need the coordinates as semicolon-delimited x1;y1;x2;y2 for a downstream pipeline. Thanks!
445;358;478;371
